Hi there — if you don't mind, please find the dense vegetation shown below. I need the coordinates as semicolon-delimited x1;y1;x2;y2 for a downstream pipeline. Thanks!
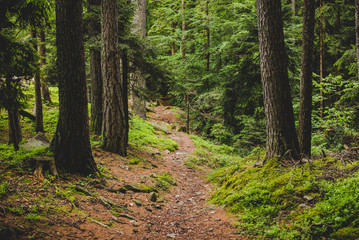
1;0;359;239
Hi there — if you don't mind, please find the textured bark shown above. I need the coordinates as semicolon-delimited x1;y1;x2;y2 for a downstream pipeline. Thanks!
319;0;324;119
256;0;300;160
39;30;51;103
30;27;44;133
8;110;21;151
298;0;315;157
131;0;147;120
356;0;359;81
52;0;98;175
88;0;103;135
122;49;130;141
101;0;128;155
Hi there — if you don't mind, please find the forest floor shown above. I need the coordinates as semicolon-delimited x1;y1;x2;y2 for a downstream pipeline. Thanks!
0;104;247;239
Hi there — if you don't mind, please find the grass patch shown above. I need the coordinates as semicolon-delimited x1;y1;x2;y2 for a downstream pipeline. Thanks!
189;134;359;239
186;134;243;170
129;115;178;152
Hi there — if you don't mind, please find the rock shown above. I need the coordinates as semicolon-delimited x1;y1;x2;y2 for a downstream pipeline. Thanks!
149;192;157;202
21;132;50;150
167;233;178;238
124;183;158;193
150;121;171;133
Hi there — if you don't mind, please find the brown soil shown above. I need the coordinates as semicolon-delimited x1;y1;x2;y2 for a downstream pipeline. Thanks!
0;105;246;240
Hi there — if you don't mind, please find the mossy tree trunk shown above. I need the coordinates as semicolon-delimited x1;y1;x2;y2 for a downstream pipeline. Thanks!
256;0;300;160
52;0;98;175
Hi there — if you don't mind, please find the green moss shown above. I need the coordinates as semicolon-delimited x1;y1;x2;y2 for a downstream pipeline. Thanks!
129;115;178;151
0;181;9;198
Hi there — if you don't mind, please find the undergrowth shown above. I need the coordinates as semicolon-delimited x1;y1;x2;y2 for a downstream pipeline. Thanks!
129;115;178;152
188;134;359;239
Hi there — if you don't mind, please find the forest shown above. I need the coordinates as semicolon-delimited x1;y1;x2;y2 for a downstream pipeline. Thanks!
1;0;359;239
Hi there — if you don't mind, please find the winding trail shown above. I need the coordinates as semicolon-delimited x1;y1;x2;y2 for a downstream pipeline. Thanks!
136;106;242;239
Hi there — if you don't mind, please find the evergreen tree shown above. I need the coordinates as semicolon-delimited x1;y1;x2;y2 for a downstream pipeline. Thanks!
101;0;128;156
299;0;315;157
257;0;300;160
52;0;98;174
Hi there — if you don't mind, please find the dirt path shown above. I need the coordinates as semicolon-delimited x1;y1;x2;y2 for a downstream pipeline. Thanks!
134;106;241;239
1;105;245;240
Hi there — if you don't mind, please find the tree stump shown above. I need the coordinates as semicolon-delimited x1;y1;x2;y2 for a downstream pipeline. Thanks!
31;156;58;179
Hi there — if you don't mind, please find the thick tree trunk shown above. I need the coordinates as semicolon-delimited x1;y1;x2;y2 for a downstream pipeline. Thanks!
52;0;98;175
131;0;147;120
101;0;128;155
256;0;300;160
39;30;51;103
355;0;359;81
298;0;315;157
88;0;103;135
30;27;44;133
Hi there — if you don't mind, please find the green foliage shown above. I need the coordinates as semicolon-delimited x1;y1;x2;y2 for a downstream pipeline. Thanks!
0;144;49;166
299;174;359;239
129;115;178;151
0;181;9;198
186;134;242;170
150;171;176;191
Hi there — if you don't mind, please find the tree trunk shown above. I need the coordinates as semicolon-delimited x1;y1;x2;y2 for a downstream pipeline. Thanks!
6;75;22;151
30;27;44;133
171;21;175;56
122;49;129;141
319;0;324;119
88;0;103;135
101;0;128;156
131;0;147;120
355;0;359;81
203;0;210;89
8;110;21;151
298;0;315;157
182;0;186;61
256;0;300;160
39;29;51;103
52;0;98;175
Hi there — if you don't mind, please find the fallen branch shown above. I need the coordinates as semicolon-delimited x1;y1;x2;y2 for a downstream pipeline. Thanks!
19;110;36;121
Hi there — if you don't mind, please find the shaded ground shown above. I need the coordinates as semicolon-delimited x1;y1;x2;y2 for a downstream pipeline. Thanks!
0;105;245;239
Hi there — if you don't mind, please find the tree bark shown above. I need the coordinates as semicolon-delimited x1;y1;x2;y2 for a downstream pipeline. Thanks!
298;0;315;157
52;0;98;175
182;0;186;61
319;0;324;119
131;0;147;120
6;75;22;150
171;21;175;56
256;0;300;160
101;0;128;156
356;0;359;81
88;0;103;135
30;27;44;133
39;29;51;103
